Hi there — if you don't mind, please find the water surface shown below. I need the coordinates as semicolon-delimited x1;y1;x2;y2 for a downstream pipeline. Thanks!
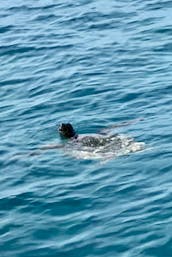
1;0;172;256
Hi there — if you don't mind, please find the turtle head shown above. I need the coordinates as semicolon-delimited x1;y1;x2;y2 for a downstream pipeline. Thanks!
58;123;76;139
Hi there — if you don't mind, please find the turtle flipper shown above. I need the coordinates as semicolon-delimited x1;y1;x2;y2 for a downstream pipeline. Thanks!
99;118;144;135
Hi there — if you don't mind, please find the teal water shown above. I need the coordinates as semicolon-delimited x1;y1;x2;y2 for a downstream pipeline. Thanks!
1;1;172;256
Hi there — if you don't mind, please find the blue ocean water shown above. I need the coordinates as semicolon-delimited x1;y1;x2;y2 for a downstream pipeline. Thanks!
1;0;172;256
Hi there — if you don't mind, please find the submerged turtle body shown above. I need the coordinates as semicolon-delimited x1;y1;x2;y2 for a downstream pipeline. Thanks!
58;123;145;160
75;134;115;147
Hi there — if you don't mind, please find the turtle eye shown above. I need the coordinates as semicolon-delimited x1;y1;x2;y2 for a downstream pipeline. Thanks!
58;124;63;131
59;123;67;132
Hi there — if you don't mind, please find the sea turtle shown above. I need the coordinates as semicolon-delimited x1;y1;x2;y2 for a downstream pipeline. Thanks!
37;119;145;160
